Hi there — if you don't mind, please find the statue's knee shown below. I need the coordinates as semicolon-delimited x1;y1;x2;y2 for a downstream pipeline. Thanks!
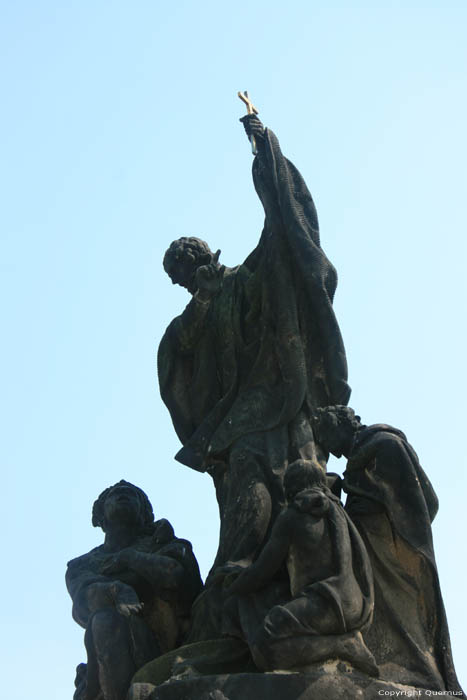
263;604;287;634
91;607;116;625
229;445;247;471
229;446;263;484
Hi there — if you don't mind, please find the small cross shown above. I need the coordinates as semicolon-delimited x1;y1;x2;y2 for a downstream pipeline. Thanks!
238;90;259;116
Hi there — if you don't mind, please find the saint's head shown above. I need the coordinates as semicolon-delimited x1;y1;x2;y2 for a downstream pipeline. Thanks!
163;237;214;294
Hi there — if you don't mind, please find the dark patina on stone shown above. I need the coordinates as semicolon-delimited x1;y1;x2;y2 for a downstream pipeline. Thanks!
66;480;203;700
130;663;464;700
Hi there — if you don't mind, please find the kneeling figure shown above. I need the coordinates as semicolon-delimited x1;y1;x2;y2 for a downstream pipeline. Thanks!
227;460;376;674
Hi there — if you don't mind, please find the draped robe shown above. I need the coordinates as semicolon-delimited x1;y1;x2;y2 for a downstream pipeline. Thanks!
344;425;464;694
158;128;350;474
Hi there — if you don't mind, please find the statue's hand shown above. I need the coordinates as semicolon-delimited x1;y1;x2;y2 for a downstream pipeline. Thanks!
208;561;247;586
225;570;251;597
112;580;142;615
117;601;144;617
240;114;265;142
195;250;224;298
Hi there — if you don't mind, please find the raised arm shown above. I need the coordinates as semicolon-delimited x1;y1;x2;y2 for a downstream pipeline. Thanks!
241;113;321;247
240;114;266;152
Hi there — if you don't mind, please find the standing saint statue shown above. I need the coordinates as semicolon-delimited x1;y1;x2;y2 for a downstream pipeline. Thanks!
158;104;350;575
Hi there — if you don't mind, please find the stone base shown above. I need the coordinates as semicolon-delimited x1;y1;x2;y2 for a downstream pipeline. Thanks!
129;660;460;700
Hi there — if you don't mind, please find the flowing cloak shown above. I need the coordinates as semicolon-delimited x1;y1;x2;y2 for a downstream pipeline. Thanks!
158;128;350;472
343;425;464;694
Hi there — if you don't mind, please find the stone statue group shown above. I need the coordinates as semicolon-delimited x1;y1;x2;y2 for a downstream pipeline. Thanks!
67;113;464;699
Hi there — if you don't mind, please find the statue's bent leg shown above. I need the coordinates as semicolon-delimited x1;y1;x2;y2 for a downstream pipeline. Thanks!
252;598;377;674
88;608;138;700
260;594;341;642
254;596;340;667
82;627;100;700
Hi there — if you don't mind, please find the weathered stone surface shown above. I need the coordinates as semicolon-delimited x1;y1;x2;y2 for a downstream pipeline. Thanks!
67;108;465;700
127;683;156;700
313;407;463;693
136;662;464;700
223;461;376;674
158;113;350;615
132;638;256;687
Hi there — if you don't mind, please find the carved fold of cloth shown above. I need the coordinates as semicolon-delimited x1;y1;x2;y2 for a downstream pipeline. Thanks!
344;425;464;695
158;127;350;473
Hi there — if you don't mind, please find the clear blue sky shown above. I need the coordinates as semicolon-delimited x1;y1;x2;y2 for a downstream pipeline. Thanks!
1;2;466;697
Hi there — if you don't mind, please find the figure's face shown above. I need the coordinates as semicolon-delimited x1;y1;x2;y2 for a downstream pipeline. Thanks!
167;254;199;294
103;484;141;528
284;461;325;502
285;476;306;503
317;417;354;458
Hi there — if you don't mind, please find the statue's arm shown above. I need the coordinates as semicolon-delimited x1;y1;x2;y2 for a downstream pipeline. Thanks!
167;258;225;352
241;113;322;254
166;294;212;352
82;580;141;613
66;562;140;627
101;548;185;594
227;513;291;595
240;114;266;151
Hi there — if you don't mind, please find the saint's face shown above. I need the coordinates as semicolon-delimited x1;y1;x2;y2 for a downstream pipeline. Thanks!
168;255;199;294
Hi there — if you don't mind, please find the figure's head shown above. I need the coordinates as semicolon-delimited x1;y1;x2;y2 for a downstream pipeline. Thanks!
284;459;326;502
313;406;362;458
163;237;214;293
92;480;154;533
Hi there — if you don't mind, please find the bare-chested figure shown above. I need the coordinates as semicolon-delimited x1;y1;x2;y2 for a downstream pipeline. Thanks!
66;480;202;700
227;460;376;673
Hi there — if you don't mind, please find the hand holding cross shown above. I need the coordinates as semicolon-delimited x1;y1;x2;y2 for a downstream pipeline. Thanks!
238;90;258;116
238;90;260;155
